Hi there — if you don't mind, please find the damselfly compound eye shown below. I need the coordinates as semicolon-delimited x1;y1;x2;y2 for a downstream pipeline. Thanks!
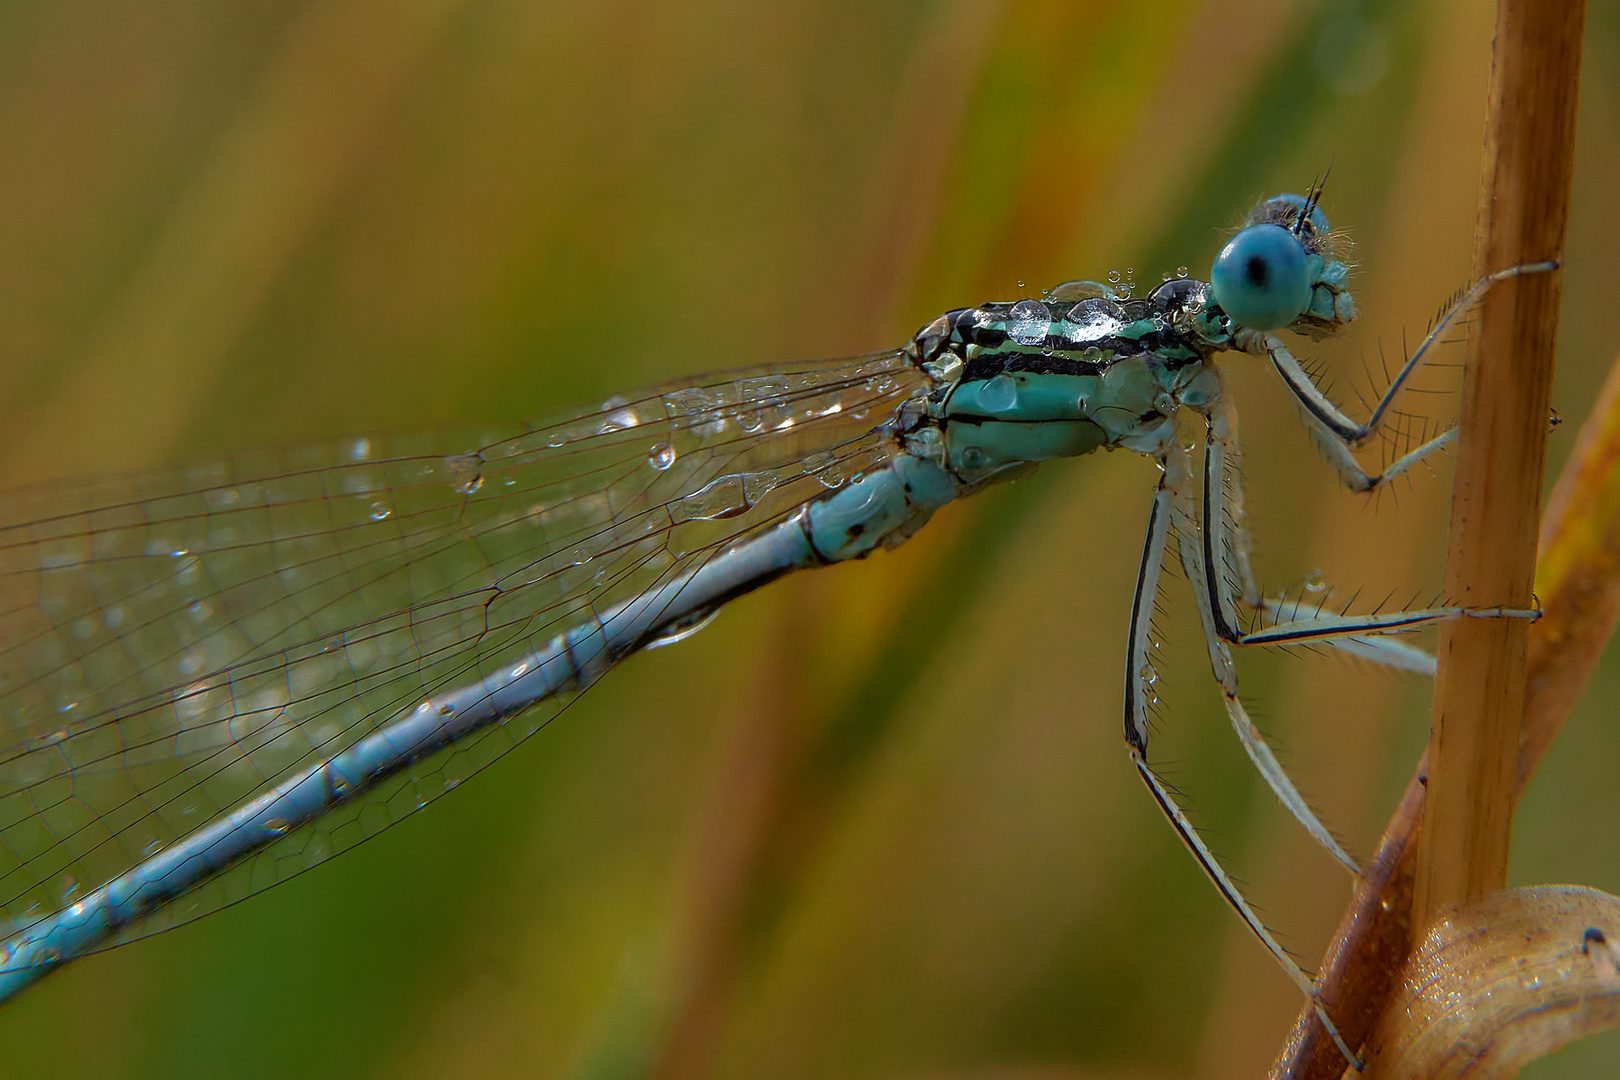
1210;223;1311;331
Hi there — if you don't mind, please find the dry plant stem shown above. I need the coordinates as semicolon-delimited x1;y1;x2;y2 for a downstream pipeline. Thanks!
1276;347;1620;1077
1268;766;1427;1080
1271;6;1588;1066
1417;0;1583;925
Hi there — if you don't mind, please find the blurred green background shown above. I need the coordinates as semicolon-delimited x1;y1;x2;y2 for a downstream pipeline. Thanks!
0;0;1616;1076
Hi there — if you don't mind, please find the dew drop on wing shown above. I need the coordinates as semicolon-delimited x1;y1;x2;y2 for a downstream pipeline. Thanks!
647;443;677;471
445;454;485;495
676;475;752;521
600;396;640;431
369;500;392;520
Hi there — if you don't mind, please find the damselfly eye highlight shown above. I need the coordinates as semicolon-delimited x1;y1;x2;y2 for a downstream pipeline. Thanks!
1210;222;1312;332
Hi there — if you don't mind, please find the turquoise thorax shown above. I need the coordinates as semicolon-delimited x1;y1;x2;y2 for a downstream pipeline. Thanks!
805;193;1357;564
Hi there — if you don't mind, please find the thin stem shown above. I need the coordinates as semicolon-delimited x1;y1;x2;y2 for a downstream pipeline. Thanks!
1415;0;1583;932
1271;342;1620;1078
1269;2;1587;1072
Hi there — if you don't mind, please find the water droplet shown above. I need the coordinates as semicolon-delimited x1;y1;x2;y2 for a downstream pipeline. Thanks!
178;652;204;676
803;450;837;477
979;373;1018;413
444;454;484;495
143;838;163;857
189;600;212;622
546;432;566;448
438;703;455;716
599;396;640;431
1016;279;1026;289
350;438;372;461
263;818;289;836
369;500;392;520
675;475;752;522
1008;299;1050;347
648;443;677;471
1304;569;1328;594
1107;270;1122;284
1177;266;1189;278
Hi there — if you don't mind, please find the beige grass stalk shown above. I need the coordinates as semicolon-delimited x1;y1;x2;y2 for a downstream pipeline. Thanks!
1270;1;1586;1074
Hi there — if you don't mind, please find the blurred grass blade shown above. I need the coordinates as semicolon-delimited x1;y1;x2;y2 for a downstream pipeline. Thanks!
1520;348;1620;793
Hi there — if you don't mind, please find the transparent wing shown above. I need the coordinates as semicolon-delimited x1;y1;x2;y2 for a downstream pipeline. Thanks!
0;348;925;951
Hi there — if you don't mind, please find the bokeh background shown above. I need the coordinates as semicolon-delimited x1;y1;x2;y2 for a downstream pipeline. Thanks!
0;0;1616;1076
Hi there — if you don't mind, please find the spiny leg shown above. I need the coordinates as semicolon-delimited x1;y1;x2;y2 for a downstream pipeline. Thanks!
1261;594;1439;676
1267;261;1558;493
1192;410;1534;858
1200;410;1534;650
1123;462;1363;1070
1167;428;1360;876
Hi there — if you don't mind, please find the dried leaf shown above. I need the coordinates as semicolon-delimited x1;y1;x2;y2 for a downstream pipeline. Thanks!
1367;886;1620;1078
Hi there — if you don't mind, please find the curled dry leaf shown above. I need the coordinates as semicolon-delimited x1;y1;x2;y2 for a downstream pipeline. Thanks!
1366;885;1620;1078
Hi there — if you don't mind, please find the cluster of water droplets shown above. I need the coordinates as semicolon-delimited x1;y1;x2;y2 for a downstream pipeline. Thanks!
800;449;845;489
1106;267;1138;300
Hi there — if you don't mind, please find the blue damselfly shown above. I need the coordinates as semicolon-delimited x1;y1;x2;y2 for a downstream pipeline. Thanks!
0;182;1551;1067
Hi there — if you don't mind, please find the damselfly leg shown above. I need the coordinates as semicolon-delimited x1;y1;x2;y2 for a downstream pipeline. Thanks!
1122;259;1557;1069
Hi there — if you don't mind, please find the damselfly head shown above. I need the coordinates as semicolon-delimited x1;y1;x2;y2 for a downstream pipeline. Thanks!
1208;192;1356;337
